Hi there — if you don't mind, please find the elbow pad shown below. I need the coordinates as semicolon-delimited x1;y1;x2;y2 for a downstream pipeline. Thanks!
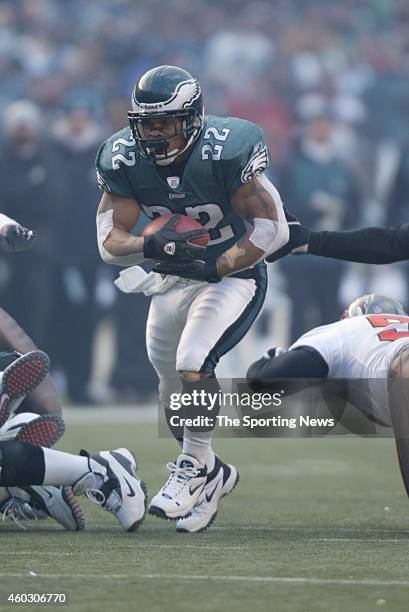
249;174;289;255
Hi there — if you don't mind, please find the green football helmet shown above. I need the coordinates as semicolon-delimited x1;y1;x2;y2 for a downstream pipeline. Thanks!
128;65;204;166
341;294;407;319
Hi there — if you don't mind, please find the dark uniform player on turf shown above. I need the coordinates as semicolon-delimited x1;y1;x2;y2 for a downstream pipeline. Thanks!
0;212;148;532
0;212;62;430
96;65;289;531
0;212;67;522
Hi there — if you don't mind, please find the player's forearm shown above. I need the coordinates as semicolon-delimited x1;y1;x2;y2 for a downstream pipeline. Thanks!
216;216;289;277
216;232;265;277
224;173;289;275
100;229;145;266
309;224;409;264
104;228;144;257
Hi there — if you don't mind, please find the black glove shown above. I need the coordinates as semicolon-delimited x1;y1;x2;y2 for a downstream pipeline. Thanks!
266;210;311;263
0;224;38;253
153;258;221;283
143;214;208;262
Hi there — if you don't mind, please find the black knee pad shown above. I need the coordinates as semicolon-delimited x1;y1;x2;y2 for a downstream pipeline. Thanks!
0;441;45;486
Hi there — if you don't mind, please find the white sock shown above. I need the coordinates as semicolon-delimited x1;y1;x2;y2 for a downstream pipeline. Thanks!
182;429;213;466
42;448;92;486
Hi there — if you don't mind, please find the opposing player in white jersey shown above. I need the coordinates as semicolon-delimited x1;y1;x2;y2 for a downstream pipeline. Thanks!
247;293;409;500
96;65;289;528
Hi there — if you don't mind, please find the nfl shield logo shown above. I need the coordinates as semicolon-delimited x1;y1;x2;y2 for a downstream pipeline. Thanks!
167;176;180;189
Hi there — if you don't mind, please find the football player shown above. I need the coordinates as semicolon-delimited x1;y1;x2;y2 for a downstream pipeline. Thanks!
247;294;409;500
96;65;289;528
0;439;147;532
0;348;147;532
0;212;63;441
0;211;60;418
0;212;69;521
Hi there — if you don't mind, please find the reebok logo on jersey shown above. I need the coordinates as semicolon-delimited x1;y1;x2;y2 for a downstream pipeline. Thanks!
167;176;180;189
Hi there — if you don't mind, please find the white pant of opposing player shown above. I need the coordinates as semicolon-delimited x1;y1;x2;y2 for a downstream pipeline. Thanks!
146;270;268;409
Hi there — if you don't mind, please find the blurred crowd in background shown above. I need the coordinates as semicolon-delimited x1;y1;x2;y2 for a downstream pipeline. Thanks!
0;0;409;401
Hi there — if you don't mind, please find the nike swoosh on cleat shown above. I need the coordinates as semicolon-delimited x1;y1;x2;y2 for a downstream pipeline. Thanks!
205;485;218;503
189;482;203;496
124;478;136;498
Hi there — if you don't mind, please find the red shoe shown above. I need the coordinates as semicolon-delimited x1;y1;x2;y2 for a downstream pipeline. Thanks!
0;412;65;448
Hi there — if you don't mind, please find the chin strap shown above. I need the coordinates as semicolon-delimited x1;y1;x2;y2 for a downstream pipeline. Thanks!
152;122;201;166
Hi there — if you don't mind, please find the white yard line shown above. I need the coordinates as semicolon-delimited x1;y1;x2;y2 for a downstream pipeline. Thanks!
85;523;408;535
314;538;403;542
3;545;251;554
0;574;408;587
3;539;405;555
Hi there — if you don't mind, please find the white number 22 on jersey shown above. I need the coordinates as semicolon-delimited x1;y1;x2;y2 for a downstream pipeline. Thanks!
201;127;231;161
141;202;235;246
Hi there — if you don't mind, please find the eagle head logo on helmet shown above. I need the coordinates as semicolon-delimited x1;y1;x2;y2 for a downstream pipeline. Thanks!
128;65;204;166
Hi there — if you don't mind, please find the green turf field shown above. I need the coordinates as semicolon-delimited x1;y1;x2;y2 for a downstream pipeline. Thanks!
1;409;409;612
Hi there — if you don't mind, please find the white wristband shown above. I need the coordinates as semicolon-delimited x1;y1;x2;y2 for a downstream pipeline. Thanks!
249;218;279;251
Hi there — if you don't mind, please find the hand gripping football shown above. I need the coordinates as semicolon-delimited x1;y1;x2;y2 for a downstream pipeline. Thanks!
141;213;210;247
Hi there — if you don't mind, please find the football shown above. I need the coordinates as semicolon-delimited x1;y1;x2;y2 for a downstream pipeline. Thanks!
141;213;210;247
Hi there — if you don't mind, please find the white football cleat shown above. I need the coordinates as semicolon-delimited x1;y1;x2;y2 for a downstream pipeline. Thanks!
73;448;147;532
0;351;50;427
176;457;239;533
149;453;207;521
0;412;65;447
6;485;84;531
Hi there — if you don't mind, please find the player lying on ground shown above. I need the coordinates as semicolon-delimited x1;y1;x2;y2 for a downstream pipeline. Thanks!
266;219;409;264
0;349;147;532
247;293;409;500
0;213;148;532
96;65;289;531
0;438;147;532
0;348;66;524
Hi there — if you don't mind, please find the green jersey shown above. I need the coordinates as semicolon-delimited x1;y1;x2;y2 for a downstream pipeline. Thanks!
96;115;269;259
